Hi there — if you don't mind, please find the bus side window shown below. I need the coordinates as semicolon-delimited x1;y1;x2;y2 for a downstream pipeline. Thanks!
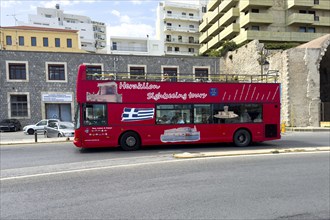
194;104;211;124
83;104;107;126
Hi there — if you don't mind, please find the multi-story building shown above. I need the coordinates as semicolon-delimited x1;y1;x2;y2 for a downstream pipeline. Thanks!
0;26;84;53
199;0;330;54
23;4;106;53
157;0;209;56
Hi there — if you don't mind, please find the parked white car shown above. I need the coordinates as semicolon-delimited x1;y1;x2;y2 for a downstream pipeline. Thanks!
44;121;75;138
23;119;60;135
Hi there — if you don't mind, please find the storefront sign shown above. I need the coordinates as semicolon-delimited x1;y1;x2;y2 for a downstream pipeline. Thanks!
42;94;72;102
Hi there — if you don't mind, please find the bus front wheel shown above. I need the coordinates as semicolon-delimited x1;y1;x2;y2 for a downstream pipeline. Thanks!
233;129;251;147
120;131;141;151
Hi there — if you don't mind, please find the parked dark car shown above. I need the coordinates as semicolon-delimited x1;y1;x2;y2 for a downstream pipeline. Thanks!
0;119;22;132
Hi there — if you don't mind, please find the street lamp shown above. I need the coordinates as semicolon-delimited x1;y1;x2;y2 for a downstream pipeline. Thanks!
258;46;269;81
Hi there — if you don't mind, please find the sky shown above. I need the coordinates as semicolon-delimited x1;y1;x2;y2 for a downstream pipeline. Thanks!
0;0;161;38
0;0;201;38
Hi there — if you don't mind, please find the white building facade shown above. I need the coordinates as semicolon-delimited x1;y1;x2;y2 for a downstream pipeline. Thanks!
24;4;106;53
156;0;208;56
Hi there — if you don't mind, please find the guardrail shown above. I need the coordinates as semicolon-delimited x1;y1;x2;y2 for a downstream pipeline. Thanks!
86;71;279;83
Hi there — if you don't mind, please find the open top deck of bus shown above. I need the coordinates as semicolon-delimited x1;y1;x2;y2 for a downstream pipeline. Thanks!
81;66;279;84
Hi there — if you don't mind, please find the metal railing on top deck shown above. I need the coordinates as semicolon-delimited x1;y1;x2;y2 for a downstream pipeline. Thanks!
85;71;279;83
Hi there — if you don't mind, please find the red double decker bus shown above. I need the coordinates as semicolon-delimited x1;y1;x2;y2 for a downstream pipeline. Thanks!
74;64;280;150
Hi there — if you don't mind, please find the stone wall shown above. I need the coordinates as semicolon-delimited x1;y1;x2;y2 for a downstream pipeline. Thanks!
220;39;328;127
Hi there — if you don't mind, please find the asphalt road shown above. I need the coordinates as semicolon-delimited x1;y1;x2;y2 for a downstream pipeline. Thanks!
1;131;329;172
1;152;329;220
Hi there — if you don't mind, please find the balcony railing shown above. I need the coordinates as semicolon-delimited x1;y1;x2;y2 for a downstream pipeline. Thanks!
87;71;279;83
111;46;148;52
287;13;314;25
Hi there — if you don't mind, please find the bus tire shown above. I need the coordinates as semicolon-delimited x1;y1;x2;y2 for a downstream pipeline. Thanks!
233;129;251;147
120;131;141;151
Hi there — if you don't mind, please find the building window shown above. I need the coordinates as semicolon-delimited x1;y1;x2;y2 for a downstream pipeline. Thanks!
19;36;24;46
43;37;49;47
188;48;195;53
189;25;195;29
10;94;28;117
67;38;72;48
175;47;180;52
167;11;172;14
47;63;66;81
308;27;316;33
8;63;27;80
86;65;103;80
195;68;209;82
31;37;37;46
112;42;117;50
314;0;319;5
299;27;307;32
167;46;172;52
55;38;60;47
182;12;186;16
252;26;260;31
167;23;172;26
178;36;182;42
251;9;259;13
189;13;194;17
6;36;12;45
129;66;145;79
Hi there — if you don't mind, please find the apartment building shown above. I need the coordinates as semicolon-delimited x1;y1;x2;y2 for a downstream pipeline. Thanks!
199;0;330;54
0;26;83;53
23;4;106;53
157;0;209;56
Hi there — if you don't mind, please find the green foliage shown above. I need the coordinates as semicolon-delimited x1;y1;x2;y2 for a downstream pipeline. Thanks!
219;41;239;56
206;49;221;57
264;42;300;50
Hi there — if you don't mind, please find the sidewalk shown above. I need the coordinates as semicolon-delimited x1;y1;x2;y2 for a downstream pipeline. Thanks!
0;132;73;145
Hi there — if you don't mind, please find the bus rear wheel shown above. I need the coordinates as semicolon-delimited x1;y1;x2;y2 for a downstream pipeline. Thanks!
120;131;141;151
233;129;251;147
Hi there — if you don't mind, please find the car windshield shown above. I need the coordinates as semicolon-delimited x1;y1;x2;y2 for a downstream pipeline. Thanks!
59;123;74;129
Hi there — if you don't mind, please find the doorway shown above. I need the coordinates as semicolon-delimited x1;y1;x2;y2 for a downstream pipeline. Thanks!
46;103;72;122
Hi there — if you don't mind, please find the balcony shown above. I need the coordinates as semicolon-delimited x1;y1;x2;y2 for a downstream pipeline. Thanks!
164;13;201;22
233;29;327;44
207;0;221;11
313;16;330;27
199;43;209;54
219;8;240;27
199;30;213;44
219;0;239;13
287;13;314;25
165;39;199;45
207;34;222;50
219;23;240;41
287;0;313;9
164;26;199;33
208;20;223;37
240;12;273;28
240;0;273;12
312;1;330;10
207;6;222;25
199;17;211;32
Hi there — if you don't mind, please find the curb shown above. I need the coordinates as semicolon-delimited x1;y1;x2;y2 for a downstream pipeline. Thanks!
173;147;330;159
0;137;73;145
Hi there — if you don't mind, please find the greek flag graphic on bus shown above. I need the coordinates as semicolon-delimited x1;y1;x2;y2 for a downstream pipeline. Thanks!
122;108;155;121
